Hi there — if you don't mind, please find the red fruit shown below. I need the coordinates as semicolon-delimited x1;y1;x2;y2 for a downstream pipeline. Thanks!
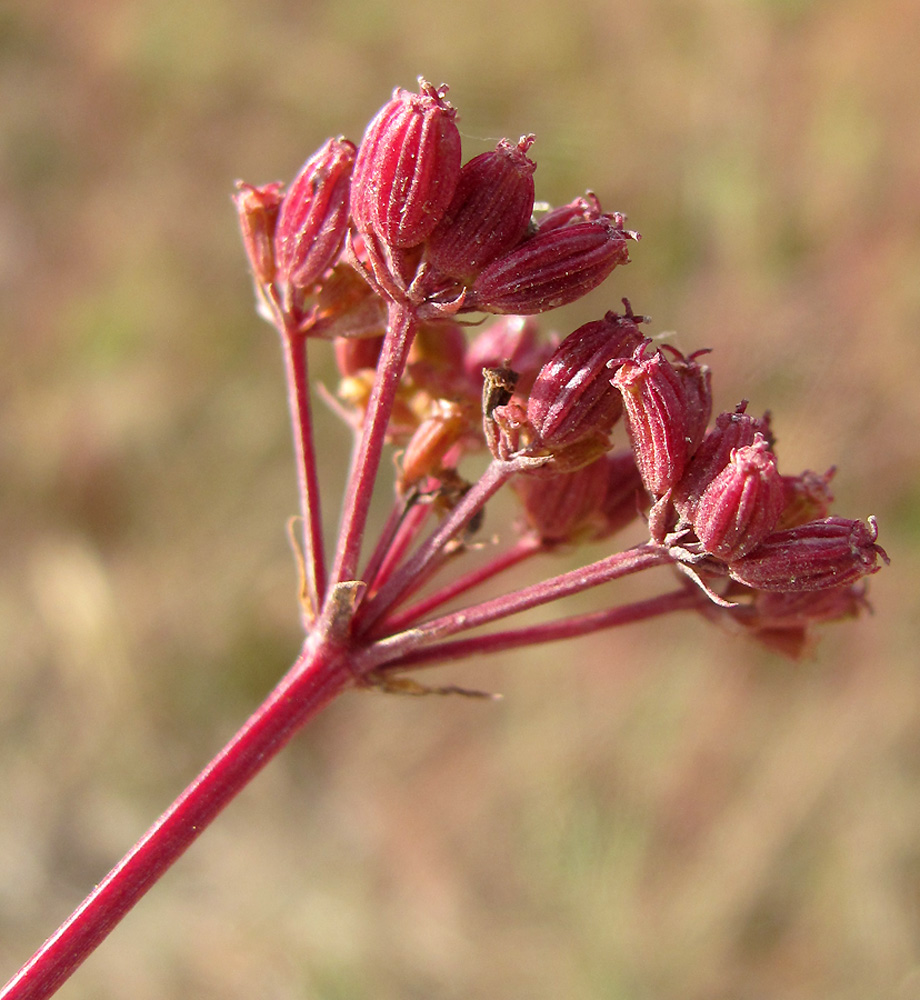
692;435;785;560
728;516;888;592
274;138;356;307
467;214;634;315
527;310;645;450
426;136;536;281
350;79;462;250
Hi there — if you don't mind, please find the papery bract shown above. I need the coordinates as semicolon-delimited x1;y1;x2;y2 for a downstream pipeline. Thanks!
233;180;285;287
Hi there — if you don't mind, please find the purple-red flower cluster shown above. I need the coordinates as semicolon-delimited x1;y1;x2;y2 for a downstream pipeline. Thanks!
235;77;887;659
234;78;637;333
498;311;887;639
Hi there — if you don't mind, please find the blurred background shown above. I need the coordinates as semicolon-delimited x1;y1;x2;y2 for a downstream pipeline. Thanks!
2;0;919;997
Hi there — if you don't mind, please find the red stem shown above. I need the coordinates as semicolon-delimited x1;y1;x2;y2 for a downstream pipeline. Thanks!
327;301;417;589
379;535;545;635
360;492;426;594
359;543;674;670
281;330;326;615
377;588;704;669
0;640;354;1000
357;457;525;634
367;499;432;593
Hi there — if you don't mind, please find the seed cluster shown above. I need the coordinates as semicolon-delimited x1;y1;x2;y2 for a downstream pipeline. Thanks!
234;78;887;663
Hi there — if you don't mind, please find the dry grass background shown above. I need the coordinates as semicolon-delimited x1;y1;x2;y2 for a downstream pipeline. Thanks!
2;0;920;997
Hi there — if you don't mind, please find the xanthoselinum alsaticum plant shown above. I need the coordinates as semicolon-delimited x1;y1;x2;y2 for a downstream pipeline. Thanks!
1;79;888;1000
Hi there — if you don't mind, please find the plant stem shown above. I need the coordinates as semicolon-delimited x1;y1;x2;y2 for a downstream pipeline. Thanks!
281;328;326;616
357;456;531;634
377;588;704;669
327;300;418;590
359;543;674;669
360;491;423;593
379;535;545;636
367;496;441;595
0;638;354;1000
